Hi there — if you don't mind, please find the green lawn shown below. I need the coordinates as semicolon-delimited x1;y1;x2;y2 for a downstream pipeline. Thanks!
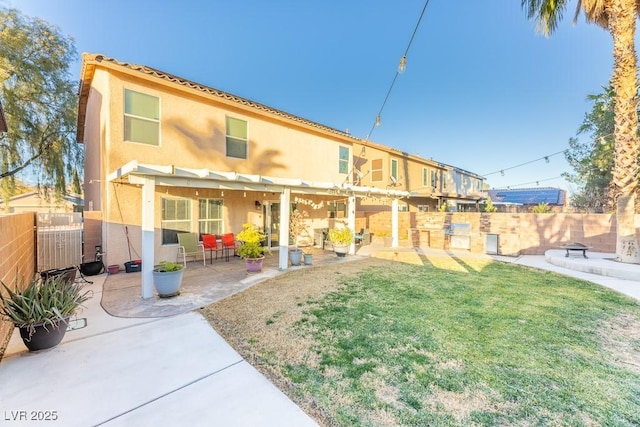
280;260;640;426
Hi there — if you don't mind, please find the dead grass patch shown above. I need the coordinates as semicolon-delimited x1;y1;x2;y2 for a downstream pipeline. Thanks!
599;311;640;372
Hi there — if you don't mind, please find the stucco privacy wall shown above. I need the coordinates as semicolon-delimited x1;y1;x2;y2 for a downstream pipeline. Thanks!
83;211;103;263
364;212;636;256
0;212;36;359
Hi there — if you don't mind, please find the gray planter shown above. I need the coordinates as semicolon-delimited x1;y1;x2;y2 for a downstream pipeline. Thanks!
303;253;313;265
289;249;303;266
152;269;184;298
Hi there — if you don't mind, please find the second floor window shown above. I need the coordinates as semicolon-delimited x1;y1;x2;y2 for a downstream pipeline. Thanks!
371;159;383;181
339;146;349;174
422;168;428;187
431;170;437;189
124;89;159;145
390;159;398;182
226;117;248;159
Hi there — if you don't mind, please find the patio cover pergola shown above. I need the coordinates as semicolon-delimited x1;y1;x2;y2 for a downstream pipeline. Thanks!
108;161;411;298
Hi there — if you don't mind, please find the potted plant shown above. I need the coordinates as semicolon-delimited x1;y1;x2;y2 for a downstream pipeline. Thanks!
377;231;393;247
152;261;184;298
328;227;353;257
236;223;269;273
0;274;92;351
289;209;309;266
303;250;313;265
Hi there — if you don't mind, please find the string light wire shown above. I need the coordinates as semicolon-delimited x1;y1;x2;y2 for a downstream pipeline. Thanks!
481;150;567;177
362;0;431;145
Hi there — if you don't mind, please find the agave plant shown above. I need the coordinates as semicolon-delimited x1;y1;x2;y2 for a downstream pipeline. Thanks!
0;274;92;338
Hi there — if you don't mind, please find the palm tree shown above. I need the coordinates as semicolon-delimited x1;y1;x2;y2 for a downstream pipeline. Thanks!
521;0;640;263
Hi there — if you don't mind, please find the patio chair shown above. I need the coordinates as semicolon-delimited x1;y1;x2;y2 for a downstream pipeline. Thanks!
355;228;371;245
221;233;239;262
177;232;206;267
202;234;225;263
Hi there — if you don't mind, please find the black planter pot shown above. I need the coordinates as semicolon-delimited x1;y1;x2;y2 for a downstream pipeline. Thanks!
80;261;104;276
19;318;69;352
40;267;76;285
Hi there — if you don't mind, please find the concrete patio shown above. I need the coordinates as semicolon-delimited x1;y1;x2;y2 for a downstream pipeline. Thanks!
100;246;357;318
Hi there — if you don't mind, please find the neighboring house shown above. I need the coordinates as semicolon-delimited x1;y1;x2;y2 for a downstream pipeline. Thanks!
351;141;484;213
0;191;83;214
487;187;567;212
0;100;7;133
77;53;483;298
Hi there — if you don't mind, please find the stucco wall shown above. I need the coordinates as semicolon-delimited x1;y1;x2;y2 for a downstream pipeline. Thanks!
0;212;36;359
93;68;354;186
99;182;342;268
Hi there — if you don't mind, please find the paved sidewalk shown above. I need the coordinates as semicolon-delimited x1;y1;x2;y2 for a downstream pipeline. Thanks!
492;249;640;302
0;274;317;427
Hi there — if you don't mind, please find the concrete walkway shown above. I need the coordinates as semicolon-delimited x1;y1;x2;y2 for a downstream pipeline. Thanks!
492;249;640;302
1;246;638;426
0;274;318;427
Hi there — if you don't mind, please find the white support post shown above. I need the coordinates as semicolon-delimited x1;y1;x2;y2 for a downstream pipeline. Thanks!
141;176;155;299
278;188;291;270
348;195;356;255
391;198;399;248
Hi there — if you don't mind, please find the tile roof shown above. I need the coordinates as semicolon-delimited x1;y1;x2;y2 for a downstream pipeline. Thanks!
77;53;356;144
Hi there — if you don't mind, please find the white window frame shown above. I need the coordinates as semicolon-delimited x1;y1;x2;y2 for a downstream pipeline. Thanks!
226;116;248;159
161;197;192;245
339;146;350;174
198;198;224;236
124;89;160;146
390;159;399;182
422;167;428;187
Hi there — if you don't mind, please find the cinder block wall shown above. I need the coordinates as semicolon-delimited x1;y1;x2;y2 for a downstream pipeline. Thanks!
0;212;36;360
362;212;632;256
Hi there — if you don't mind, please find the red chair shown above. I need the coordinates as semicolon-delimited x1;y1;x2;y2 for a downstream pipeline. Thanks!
202;234;224;263
220;233;238;262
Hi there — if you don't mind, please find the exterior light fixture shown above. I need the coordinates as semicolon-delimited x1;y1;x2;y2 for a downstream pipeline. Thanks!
544;156;549;163
375;115;381;127
398;56;407;74
500;170;505;176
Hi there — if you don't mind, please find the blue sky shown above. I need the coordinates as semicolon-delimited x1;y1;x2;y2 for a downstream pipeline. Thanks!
9;0;617;194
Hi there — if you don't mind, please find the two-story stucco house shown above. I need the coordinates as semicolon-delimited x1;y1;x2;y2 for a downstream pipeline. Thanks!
77;53;484;298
